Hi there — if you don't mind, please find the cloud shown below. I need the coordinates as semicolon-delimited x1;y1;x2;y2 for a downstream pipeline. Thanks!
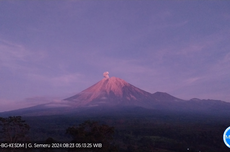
207;52;230;77
223;52;230;64
27;73;83;87
222;13;230;20
23;96;63;106
0;99;13;112
184;77;204;85
0;98;26;112
0;96;66;112
0;39;46;72
0;40;28;64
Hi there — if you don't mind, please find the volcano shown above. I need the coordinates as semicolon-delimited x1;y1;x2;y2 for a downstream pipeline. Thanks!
64;77;154;107
1;75;230;116
61;75;230;113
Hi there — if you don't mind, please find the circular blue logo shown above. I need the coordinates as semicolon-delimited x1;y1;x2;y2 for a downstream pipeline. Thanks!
223;126;230;148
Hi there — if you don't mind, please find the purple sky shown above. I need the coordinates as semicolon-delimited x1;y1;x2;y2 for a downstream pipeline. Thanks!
0;1;230;112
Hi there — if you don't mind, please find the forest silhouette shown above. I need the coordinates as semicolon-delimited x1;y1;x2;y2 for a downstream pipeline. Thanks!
1;110;230;152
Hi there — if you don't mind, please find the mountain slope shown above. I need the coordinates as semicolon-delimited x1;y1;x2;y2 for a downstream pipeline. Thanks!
64;77;154;107
152;92;184;102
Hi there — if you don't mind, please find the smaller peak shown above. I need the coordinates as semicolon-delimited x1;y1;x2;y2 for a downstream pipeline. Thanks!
190;98;201;101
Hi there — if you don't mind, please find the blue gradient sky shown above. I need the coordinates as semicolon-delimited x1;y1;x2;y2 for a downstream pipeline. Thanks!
0;1;230;112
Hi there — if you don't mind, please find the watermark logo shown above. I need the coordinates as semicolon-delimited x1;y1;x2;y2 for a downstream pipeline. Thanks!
223;126;230;148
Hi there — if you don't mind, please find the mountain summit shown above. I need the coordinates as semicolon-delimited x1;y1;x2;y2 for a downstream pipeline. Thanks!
64;77;153;107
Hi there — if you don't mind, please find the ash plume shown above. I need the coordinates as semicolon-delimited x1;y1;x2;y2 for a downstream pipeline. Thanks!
103;71;109;78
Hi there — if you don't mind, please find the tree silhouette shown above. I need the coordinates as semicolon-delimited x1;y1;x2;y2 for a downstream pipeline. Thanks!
0;116;30;143
66;120;117;152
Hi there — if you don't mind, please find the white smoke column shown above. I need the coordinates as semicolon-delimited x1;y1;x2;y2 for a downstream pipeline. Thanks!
103;71;109;78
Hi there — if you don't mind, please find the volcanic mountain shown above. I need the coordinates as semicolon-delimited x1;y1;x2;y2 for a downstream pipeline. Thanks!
1;75;230;117
64;77;154;107
64;76;230;113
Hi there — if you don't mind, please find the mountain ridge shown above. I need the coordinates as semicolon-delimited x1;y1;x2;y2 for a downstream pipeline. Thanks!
1;76;230;116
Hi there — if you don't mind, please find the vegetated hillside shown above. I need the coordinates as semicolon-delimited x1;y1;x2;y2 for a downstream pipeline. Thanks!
20;108;230;152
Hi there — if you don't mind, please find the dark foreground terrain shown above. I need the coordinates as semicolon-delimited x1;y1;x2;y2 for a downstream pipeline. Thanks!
1;107;230;152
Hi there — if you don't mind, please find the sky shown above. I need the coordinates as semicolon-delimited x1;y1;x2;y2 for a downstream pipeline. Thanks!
0;0;230;112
